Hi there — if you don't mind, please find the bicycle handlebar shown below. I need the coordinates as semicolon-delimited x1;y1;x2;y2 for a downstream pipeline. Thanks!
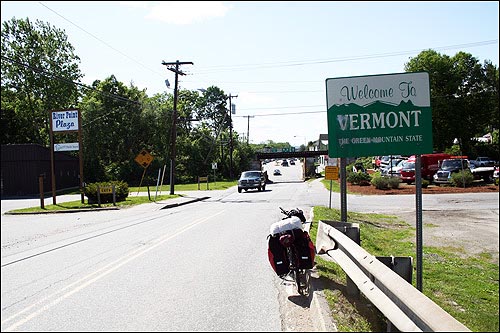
279;207;306;222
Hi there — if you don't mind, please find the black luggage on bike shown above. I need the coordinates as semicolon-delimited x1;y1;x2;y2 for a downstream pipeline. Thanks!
291;229;316;269
267;234;290;276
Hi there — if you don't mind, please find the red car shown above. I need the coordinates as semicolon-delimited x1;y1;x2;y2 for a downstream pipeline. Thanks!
399;153;451;184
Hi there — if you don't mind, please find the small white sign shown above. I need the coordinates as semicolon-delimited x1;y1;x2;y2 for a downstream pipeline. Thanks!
212;163;218;170
52;110;79;132
54;143;79;151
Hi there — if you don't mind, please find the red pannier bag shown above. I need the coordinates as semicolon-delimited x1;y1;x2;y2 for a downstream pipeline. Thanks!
267;234;290;276
291;229;316;269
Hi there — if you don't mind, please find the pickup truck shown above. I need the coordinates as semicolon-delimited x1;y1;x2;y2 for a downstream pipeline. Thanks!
471;157;496;167
237;170;266;193
433;158;495;185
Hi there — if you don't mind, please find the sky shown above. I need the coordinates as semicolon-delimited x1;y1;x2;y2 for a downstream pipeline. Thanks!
1;1;499;147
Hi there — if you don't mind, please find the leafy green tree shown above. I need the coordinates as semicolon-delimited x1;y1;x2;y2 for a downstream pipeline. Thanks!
1;17;82;145
405;50;498;155
79;75;147;183
192;86;233;177
195;86;230;135
140;91;174;177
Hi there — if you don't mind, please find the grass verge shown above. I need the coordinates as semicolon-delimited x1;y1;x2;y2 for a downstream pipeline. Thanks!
309;206;499;332
7;181;238;214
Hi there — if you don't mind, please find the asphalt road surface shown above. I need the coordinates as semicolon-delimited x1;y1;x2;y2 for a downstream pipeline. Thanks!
1;162;498;331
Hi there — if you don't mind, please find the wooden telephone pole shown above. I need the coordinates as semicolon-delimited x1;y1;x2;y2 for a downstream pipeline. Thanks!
227;94;237;179
161;60;193;195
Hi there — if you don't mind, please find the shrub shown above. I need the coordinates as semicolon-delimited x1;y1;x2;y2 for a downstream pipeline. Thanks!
387;176;401;189
84;180;129;203
346;171;371;185
422;179;429;188
371;175;389;189
450;170;474;187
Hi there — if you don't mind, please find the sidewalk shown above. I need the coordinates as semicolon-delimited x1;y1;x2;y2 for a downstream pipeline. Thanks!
2;190;217;215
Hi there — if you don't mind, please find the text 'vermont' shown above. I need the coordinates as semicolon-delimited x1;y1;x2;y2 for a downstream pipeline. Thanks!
336;110;421;131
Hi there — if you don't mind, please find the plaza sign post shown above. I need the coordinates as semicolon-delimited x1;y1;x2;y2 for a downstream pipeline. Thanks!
49;109;84;204
326;72;432;291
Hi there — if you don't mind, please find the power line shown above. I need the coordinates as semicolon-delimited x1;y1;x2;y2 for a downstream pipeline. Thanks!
0;55;146;128
38;1;164;79
33;3;499;85
235;110;326;117
193;40;499;74
237;104;324;111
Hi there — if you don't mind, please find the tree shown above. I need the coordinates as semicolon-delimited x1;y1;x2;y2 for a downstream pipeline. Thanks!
79;75;148;183
195;86;230;136
405;50;499;155
1;17;83;145
192;86;233;177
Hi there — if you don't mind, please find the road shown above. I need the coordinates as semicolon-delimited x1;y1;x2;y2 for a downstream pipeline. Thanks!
1;160;498;331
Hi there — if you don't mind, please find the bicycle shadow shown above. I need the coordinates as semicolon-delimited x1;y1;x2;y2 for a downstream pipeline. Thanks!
288;294;311;306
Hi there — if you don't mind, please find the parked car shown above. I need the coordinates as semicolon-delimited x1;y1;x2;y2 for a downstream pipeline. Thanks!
494;166;499;179
472;156;496;167
237;170;266;193
434;157;495;184
379;155;402;170
273;169;282;176
380;158;404;175
398;160;416;182
399;153;451;184
385;159;408;177
281;159;289;167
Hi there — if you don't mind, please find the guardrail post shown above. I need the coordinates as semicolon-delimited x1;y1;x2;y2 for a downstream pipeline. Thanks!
319;220;361;297
376;256;413;283
376;256;413;332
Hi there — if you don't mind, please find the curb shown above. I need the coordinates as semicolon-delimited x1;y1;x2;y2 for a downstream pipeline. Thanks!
4;207;119;215
308;207;337;332
4;195;210;215
160;196;210;209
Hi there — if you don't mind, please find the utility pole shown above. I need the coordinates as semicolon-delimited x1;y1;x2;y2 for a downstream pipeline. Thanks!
227;94;238;179
162;60;193;195
244;115;254;144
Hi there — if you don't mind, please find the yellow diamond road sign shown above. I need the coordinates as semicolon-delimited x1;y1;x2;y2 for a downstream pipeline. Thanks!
135;149;154;168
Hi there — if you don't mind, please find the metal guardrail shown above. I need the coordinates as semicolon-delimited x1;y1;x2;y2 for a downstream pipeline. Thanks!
316;220;471;332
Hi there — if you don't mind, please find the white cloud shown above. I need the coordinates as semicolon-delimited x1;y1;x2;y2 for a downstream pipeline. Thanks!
142;1;230;25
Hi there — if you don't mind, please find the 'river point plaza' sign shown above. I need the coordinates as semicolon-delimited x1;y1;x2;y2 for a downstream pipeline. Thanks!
52;109;79;132
326;72;432;158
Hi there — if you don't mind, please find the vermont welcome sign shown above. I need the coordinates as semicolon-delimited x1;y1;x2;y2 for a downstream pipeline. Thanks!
326;72;432;158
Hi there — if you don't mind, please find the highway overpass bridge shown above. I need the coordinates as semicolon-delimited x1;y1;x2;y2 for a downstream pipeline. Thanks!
256;150;328;160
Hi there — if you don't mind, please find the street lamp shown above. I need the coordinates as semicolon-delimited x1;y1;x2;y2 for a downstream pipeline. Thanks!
454;138;466;188
294;135;307;150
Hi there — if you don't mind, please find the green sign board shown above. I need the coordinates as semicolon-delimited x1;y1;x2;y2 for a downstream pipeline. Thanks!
326;72;432;158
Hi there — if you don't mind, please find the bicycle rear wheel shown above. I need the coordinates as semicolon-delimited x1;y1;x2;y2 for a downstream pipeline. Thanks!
294;268;302;294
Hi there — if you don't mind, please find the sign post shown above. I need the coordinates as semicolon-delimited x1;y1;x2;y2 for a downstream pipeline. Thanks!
326;72;432;291
49;109;84;204
212;162;217;186
134;149;154;194
325;165;339;209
